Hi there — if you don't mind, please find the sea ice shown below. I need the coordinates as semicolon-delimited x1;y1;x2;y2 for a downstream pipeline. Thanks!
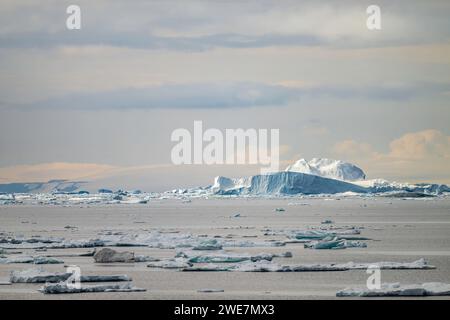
10;268;132;283
40;282;145;294
192;239;223;250
197;288;225;293
304;237;367;250
177;251;291;263
336;282;450;297
181;259;434;272
10;269;71;283
0;256;64;264
93;248;134;263
147;258;192;269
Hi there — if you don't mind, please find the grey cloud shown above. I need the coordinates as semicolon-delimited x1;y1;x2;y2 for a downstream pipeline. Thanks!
1;1;450;50
17;82;450;111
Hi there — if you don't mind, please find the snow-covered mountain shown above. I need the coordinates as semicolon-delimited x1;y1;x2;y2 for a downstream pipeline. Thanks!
285;158;366;181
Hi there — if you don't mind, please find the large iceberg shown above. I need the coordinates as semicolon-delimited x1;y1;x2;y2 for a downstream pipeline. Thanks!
207;158;450;196
212;171;368;195
285;158;366;181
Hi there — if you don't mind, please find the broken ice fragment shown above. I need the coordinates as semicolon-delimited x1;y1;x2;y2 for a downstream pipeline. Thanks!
304;237;367;250
198;288;224;293
181;259;434;272
10;269;71;283
93;248;134;263
0;256;64;264
80;275;131;282
134;255;160;262
40;282;145;294
147;258;192;269
10;268;132;283
337;282;450;297
178;251;293;264
192;239;222;250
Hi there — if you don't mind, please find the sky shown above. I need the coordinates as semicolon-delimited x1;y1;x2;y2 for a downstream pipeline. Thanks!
0;0;449;190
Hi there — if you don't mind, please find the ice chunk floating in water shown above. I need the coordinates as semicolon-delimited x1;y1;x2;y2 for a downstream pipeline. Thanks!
337;282;450;297
304;237;367;250
40;282;145;294
10;268;132;283
182;259;434;272
0;256;64;264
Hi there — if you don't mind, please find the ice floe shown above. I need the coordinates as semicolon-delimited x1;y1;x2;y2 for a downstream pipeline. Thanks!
10;268;131;283
181;259;434;272
197;288;224;293
40;282;145;294
176;251;292;263
93;248;134;263
0;256;64;264
304;237;367;250
0;231;290;251
147;258;193;269
337;282;450;297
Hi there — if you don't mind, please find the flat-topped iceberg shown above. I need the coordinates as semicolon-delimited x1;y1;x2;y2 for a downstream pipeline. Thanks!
212;172;368;195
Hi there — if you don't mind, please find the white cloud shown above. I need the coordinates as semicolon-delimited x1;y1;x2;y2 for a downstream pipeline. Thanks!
333;129;450;182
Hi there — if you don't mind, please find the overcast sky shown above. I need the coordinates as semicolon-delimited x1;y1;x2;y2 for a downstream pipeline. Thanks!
0;0;449;190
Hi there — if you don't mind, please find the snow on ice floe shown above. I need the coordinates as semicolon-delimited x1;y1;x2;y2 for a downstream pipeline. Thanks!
336;282;450;297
